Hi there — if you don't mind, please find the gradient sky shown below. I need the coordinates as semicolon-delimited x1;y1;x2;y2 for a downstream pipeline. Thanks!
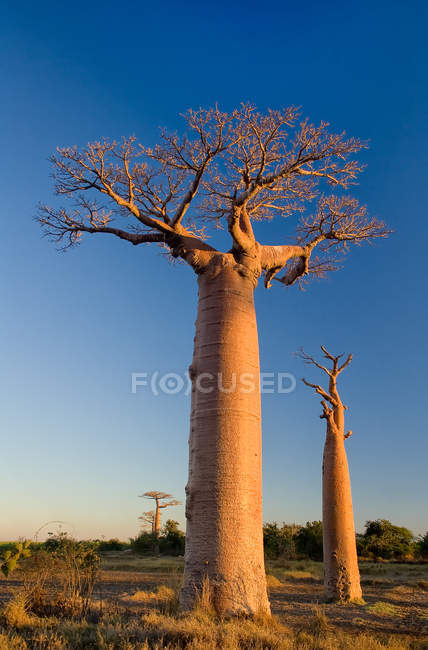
1;0;427;541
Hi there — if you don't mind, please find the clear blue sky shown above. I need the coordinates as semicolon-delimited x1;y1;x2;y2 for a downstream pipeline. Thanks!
1;0;427;541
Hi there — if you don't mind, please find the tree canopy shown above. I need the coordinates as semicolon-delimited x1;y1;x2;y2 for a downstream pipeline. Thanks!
38;104;389;288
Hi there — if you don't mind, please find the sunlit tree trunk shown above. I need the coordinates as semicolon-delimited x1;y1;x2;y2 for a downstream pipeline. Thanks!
322;418;362;601
180;262;270;616
154;501;161;537
300;347;362;602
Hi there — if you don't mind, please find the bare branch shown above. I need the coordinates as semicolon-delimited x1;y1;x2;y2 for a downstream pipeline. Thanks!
299;346;353;427
39;104;389;276
36;203;166;250
259;194;390;288
338;353;353;374
297;347;332;377
301;378;337;406
139;511;155;532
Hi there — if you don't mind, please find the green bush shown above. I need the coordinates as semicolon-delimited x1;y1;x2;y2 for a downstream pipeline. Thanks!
96;538;128;552
23;533;100;618
263;523;300;560
130;531;159;554
295;521;323;561
0;540;31;577
159;520;185;556
131;520;185;556
417;531;428;559
357;520;415;560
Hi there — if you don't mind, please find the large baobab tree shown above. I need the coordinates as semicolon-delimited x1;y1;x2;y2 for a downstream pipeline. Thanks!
140;491;180;537
38;105;388;615
299;346;362;602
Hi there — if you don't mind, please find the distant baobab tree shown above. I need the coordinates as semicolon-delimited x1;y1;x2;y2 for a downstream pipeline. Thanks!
299;346;362;602
138;510;156;534
38;104;388;614
140;491;180;538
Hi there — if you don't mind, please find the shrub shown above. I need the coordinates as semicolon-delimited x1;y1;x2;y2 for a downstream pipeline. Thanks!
130;531;158;554
96;538;127;552
416;531;428;559
131;520;185;556
263;522;300;560
1;595;32;627
22;534;100;618
358;520;415;560
159;520;185;556
296;521;323;561
0;541;31;577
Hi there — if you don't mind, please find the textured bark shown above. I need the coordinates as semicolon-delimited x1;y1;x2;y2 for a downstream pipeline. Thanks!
154;505;161;537
322;421;362;601
180;259;270;616
300;348;362;602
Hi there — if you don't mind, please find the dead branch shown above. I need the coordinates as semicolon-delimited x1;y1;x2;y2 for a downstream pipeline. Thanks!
301;378;338;406
299;346;354;426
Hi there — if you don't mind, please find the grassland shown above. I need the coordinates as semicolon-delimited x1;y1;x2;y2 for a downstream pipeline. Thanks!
0;552;427;648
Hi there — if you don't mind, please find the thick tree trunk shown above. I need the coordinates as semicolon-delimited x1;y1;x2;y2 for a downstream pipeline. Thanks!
322;425;362;601
180;264;270;616
153;502;160;554
154;504;161;537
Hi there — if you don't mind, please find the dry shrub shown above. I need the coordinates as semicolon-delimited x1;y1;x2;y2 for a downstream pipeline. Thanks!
1;595;32;628
266;574;282;588
0;633;29;649
128;585;176;603
284;570;316;582
20;540;100;619
304;605;330;638
128;585;178;614
192;574;216;618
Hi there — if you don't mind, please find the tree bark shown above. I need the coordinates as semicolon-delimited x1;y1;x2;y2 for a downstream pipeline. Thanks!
322;424;362;601
154;501;161;537
180;260;270;616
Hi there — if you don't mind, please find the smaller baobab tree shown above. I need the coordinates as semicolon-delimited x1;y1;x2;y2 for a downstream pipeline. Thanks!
139;511;156;534
299;346;362;602
140;491;181;538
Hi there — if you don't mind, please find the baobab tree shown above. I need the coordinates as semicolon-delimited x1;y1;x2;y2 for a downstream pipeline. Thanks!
138;510;155;534
299;346;362;602
38;104;388;615
140;491;180;537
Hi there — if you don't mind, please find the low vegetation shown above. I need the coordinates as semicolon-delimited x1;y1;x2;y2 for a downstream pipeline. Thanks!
0;525;426;648
263;520;428;562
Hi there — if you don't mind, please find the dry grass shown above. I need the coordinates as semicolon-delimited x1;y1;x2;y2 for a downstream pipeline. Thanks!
0;607;425;649
1;595;32;628
266;574;283;588
0;554;427;648
365;601;398;617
